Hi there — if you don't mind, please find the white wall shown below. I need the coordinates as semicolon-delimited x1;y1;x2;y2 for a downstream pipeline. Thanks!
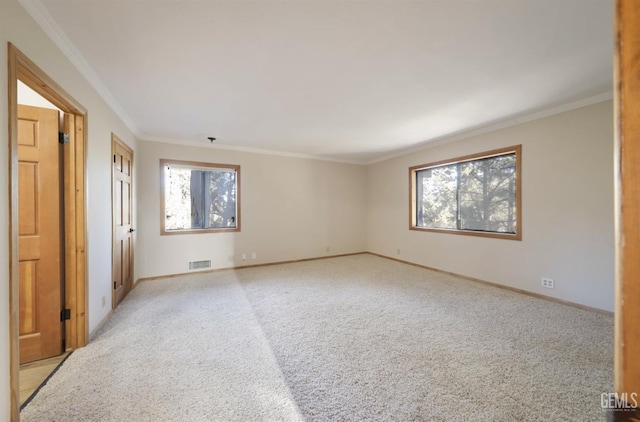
136;141;367;279
367;100;614;312
0;0;138;417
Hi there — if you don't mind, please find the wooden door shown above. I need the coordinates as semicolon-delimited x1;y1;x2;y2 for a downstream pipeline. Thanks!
18;105;64;364
112;136;134;308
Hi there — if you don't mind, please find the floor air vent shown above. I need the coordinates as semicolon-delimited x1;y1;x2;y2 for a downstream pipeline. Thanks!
188;260;212;270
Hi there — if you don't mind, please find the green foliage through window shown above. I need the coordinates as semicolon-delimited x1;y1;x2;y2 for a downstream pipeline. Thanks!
411;146;520;238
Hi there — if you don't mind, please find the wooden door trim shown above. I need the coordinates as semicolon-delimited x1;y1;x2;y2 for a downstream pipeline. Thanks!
111;134;134;308
613;1;640;419
7;43;88;421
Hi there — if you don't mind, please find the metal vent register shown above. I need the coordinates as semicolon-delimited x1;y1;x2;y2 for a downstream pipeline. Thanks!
188;260;212;270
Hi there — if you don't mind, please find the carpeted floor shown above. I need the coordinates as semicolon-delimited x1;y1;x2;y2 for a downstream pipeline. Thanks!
20;254;613;421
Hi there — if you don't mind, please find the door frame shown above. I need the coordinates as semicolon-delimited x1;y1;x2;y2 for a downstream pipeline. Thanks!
7;43;88;420
614;1;640;419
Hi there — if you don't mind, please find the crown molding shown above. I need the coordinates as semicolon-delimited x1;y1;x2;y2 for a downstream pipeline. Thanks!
19;0;140;135
139;134;365;165
143;91;613;167
365;91;614;165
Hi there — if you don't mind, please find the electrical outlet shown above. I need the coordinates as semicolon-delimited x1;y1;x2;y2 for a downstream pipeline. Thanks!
541;277;555;289
397;248;401;255
242;253;247;261
251;252;256;259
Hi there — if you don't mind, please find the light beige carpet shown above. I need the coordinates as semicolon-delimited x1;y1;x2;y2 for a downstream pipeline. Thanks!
21;254;613;421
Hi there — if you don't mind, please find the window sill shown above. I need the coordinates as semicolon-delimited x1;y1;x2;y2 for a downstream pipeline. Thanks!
409;226;521;241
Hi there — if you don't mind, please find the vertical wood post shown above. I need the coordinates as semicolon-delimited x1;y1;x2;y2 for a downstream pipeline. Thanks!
613;0;640;419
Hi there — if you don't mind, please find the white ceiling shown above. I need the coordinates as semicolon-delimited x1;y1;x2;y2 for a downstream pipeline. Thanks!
26;0;613;163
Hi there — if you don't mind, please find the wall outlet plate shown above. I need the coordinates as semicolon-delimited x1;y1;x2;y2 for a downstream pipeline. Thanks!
541;277;555;289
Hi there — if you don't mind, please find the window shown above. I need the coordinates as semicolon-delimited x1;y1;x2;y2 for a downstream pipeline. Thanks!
160;159;240;235
409;145;521;240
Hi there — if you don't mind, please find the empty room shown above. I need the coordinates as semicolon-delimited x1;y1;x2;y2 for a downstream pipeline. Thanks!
2;0;639;421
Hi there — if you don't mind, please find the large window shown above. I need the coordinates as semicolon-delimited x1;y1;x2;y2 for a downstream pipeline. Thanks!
410;145;521;240
160;159;240;235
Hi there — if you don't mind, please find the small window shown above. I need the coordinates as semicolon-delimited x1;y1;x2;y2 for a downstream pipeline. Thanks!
160;159;240;235
409;145;521;240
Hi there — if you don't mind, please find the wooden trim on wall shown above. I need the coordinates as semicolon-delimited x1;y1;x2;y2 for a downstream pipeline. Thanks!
408;145;522;241
74;114;87;347
63;114;88;350
159;159;241;235
63;113;77;348
134;250;612;316
368;252;613;316
13;51;86;115
136;252;367;283
7;43;88;421
7;41;21;422
614;0;640;412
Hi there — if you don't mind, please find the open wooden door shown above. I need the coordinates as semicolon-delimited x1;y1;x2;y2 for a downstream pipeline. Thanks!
9;43;89;421
613;0;640;420
112;135;134;309
17;105;64;364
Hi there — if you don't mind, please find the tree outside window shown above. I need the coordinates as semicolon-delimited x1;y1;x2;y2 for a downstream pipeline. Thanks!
161;160;240;235
410;146;521;240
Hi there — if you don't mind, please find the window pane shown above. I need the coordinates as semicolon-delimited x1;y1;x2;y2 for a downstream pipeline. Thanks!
207;171;236;228
164;163;238;232
458;154;516;233
410;146;520;239
416;165;458;229
190;170;206;229
164;167;193;230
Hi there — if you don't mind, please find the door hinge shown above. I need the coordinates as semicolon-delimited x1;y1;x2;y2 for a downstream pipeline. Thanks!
59;132;70;144
113;154;116;163
60;309;71;321
114;281;117;290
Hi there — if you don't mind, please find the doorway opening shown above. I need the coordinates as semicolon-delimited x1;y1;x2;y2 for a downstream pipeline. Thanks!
8;43;88;420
